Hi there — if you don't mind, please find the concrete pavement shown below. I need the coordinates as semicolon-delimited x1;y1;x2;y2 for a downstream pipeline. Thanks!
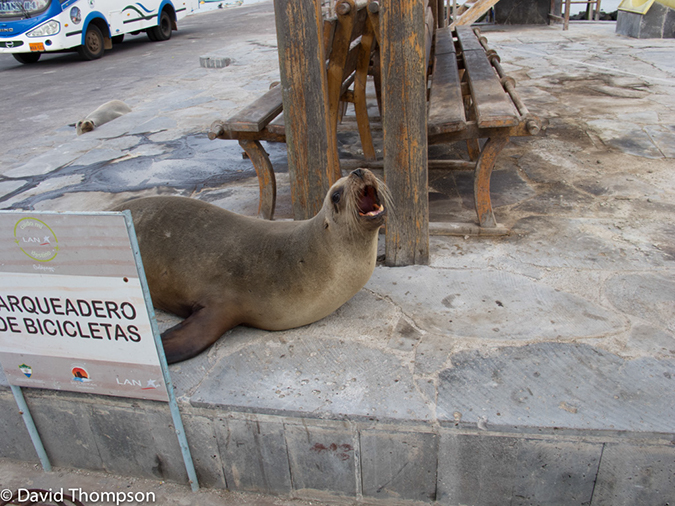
1;6;674;505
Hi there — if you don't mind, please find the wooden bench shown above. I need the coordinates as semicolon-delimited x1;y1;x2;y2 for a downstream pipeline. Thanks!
208;0;378;220
344;1;544;233
424;21;544;233
209;0;543;234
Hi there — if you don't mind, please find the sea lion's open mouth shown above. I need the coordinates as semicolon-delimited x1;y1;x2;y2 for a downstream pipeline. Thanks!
357;184;385;218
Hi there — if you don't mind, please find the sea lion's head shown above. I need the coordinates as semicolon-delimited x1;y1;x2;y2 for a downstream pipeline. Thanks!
322;168;391;234
76;119;95;136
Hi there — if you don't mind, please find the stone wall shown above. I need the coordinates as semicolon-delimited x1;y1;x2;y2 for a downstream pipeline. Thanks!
494;0;552;24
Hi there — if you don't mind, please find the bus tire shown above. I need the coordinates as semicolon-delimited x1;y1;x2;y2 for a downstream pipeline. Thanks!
147;10;172;42
78;24;105;61
13;52;41;64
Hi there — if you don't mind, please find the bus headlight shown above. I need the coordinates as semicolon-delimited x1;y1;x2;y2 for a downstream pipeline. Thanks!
70;7;82;24
27;20;60;37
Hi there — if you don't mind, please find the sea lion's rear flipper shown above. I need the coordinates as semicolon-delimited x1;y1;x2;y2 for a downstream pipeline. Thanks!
160;306;237;364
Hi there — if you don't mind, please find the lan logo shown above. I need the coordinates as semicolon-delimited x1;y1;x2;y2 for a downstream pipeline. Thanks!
14;217;59;263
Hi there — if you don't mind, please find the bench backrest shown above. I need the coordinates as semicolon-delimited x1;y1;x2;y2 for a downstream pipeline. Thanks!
325;0;373;137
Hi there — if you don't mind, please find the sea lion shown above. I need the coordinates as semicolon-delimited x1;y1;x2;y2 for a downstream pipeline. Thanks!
115;168;389;363
76;100;132;135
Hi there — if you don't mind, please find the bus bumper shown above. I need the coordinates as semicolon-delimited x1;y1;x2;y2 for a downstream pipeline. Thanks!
0;11;82;55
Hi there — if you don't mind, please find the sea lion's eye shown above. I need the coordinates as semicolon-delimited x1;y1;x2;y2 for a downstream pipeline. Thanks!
331;190;342;204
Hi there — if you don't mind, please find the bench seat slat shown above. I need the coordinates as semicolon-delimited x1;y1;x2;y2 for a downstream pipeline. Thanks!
455;25;484;52
428;29;465;135
434;26;456;56
223;85;283;133
267;111;285;135
461;46;519;128
425;4;434;71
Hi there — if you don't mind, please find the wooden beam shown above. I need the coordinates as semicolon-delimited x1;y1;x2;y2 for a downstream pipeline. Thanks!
221;85;283;133
273;0;341;220
381;0;429;266
449;0;501;29
428;28;466;135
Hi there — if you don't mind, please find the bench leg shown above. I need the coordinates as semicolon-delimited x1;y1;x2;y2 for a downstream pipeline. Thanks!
371;50;383;117
239;139;276;220
354;15;377;161
474;136;508;228
466;139;481;161
463;95;481;161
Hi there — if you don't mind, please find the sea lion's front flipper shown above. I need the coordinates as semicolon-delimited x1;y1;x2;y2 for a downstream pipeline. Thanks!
160;306;237;364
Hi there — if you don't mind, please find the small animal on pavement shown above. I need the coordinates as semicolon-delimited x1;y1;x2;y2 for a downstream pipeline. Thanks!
115;168;390;363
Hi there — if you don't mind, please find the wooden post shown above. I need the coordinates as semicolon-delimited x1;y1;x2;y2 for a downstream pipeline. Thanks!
273;0;341;220
380;0;429;265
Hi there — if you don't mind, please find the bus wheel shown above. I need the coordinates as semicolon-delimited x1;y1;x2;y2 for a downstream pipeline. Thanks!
147;10;172;42
78;24;105;60
13;52;41;64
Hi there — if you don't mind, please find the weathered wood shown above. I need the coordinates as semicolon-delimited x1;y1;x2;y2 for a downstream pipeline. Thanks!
436;0;445;27
327;0;357;142
267;112;285;136
461;71;482;161
371;48;383;116
273;0;340;220
348;2;370;42
367;0;381;44
211;0;541;245
455;25;484;52
461;45;519;128
428;120;531;144
450;0;501;28
428;28;465;135
381;0;429;266
221;85;283;133
434;25;456;57
340;159;476;170
323;17;337;55
208;120;285;143
342;45;361;83
425;1;435;73
239;139;277;220
366;1;382;115
466;138;481;161
430;222;509;236
353;15;377;160
474;136;509;228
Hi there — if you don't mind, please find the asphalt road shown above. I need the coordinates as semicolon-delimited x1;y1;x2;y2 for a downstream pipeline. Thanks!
0;1;277;163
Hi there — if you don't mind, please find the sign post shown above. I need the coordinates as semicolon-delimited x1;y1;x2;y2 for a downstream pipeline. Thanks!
0;210;199;491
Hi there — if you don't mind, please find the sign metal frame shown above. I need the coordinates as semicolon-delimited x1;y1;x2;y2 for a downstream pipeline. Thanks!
0;210;199;491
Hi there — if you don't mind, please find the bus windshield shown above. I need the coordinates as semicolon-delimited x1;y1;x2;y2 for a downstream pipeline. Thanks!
0;0;51;18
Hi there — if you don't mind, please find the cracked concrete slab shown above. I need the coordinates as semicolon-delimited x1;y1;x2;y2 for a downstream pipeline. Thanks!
4;138;103;178
191;335;435;422
1;12;674;505
436;342;675;432
368;266;624;342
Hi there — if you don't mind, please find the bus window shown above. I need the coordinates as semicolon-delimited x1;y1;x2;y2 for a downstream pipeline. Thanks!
0;0;52;18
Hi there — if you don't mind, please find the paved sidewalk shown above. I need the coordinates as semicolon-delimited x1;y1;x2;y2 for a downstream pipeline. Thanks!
1;7;674;505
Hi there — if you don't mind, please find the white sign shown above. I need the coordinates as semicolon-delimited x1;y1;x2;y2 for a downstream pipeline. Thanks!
0;211;168;402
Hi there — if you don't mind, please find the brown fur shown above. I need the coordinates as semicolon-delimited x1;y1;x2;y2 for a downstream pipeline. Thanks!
115;169;389;363
76;100;131;135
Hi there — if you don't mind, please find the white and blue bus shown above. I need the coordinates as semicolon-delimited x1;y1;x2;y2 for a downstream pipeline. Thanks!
0;0;198;63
